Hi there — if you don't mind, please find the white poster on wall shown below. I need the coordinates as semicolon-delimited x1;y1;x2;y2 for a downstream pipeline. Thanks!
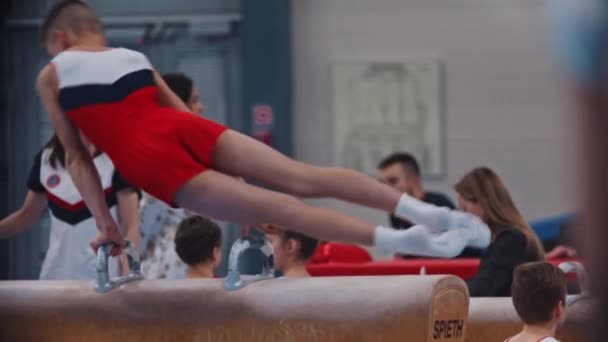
332;60;443;177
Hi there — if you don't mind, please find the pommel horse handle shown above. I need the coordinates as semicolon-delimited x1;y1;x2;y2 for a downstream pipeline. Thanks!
224;235;275;291
95;240;142;293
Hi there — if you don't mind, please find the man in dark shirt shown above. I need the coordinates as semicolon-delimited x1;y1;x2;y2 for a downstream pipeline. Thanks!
377;153;481;258
377;152;455;229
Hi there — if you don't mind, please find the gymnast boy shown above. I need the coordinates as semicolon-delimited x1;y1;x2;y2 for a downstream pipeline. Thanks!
36;0;490;258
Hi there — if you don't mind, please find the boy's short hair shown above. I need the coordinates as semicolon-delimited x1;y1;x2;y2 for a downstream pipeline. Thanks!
281;231;319;261
41;0;102;42
511;261;568;324
174;216;222;266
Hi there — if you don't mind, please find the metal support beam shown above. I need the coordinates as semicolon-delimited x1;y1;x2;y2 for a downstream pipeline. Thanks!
240;0;292;156
6;14;241;28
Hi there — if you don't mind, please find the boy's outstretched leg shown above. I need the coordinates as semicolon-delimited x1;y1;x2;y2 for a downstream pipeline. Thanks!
174;169;375;245
172;170;474;256
211;130;490;247
211;130;401;212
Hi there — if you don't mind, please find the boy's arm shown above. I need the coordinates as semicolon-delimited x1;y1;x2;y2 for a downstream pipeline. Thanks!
152;70;192;113
36;64;124;255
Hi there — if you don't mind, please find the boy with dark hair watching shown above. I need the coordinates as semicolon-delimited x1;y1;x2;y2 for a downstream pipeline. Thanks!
174;216;222;279
506;261;569;342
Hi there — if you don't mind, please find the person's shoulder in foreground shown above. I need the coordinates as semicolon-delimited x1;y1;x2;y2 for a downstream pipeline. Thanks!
506;336;559;342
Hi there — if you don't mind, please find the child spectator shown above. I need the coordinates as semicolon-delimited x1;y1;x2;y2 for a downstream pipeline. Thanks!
268;230;319;277
174;216;222;279
506;261;568;342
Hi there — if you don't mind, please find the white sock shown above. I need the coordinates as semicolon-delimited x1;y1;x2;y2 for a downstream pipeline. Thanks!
373;225;443;255
394;194;492;249
373;225;470;258
394;194;451;232
373;226;403;253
